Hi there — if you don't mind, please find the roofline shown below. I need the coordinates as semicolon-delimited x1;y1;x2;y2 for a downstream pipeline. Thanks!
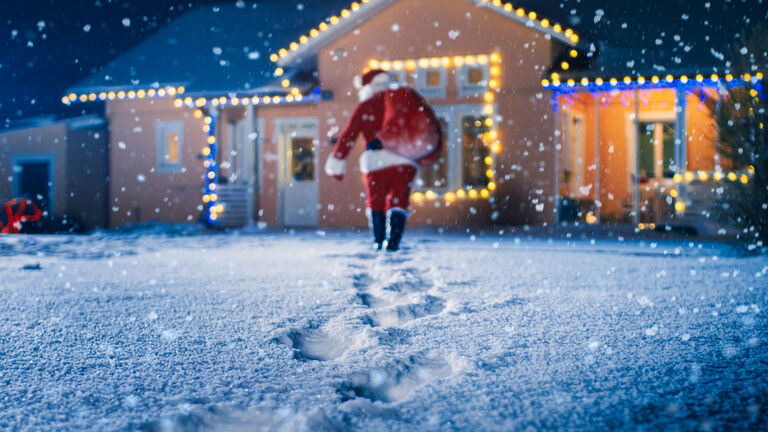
277;0;396;68
542;71;764;92
0;115;106;134
276;0;583;68
473;0;582;47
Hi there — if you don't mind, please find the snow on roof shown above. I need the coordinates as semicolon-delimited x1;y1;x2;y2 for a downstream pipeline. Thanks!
66;0;352;97
0;115;105;134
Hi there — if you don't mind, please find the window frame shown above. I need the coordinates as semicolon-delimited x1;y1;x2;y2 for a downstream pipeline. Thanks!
625;111;677;191
414;104;492;194
387;69;407;86
414;67;447;99
156;121;184;173
457;63;491;97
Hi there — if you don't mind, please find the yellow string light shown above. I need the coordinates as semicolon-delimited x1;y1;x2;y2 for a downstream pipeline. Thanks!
368;52;502;202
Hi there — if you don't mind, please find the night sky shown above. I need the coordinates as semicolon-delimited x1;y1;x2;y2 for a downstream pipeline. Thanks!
2;0;766;126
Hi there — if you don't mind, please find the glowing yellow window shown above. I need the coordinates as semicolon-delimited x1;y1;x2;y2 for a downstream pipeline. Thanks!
156;121;183;173
426;70;442;87
167;132;180;163
467;67;485;85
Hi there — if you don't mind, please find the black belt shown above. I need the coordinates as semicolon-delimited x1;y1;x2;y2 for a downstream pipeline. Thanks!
366;138;383;151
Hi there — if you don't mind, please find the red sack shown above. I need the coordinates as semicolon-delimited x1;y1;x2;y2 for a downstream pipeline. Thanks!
378;87;442;162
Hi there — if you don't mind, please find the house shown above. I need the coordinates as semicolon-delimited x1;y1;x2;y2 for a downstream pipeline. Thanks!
62;0;750;231
0;115;109;232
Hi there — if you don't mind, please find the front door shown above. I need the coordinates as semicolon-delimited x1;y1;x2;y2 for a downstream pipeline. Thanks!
565;113;587;197
278;119;318;227
14;160;52;215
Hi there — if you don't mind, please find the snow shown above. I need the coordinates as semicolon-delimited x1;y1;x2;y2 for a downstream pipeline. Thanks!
1;229;767;430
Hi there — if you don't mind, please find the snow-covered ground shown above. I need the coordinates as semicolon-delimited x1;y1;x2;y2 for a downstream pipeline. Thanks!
1;228;767;431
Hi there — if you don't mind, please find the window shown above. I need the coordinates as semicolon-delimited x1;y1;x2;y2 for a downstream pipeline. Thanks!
414;67;446;98
414;109;492;193
416;117;450;190
638;122;675;179
387;70;406;85
156;121;184;173
461;115;491;188
457;63;490;96
290;137;316;182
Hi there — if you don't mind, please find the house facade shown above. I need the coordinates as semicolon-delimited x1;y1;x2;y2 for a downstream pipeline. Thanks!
62;0;748;231
0;116;109;232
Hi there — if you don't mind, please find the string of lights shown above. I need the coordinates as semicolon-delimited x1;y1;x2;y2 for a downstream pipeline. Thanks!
543;72;766;91
269;0;578;67
173;90;321;109
362;53;503;204
61;86;186;105
195;109;222;224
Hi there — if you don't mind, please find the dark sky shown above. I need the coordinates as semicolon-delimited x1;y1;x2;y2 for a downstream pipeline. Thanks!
2;0;765;126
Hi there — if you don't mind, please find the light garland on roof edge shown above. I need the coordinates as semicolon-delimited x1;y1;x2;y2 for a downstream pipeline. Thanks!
172;90;321;109
542;72;766;91
61;86;185;105
269;0;578;65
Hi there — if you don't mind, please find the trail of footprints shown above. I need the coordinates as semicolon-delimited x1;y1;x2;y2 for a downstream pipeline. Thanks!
276;250;451;403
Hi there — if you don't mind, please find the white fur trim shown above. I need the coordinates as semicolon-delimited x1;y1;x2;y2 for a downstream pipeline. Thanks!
324;155;346;176
357;73;396;102
359;150;418;174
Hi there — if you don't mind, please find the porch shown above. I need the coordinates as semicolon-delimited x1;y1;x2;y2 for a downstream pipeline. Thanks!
555;85;749;234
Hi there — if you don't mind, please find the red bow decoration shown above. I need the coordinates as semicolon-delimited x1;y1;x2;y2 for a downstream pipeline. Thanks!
0;198;43;234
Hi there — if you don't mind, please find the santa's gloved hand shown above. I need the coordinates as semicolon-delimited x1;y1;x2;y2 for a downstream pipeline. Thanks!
324;155;347;181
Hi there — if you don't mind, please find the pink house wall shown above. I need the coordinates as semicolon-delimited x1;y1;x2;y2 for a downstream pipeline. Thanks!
104;0;567;228
106;98;206;225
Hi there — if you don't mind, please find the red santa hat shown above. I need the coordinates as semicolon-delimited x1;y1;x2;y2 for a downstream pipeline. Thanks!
353;69;393;102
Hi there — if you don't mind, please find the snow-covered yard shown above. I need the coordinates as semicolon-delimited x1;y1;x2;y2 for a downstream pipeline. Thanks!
1;229;767;431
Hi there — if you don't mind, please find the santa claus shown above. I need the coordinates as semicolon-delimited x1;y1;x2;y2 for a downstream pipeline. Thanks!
325;69;442;251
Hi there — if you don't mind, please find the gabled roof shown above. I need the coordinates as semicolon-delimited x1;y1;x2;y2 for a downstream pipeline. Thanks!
276;0;582;67
66;0;582;100
66;0;352;97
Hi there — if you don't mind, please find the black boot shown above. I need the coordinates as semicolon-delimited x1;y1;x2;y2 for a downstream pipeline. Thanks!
386;210;407;252
369;210;386;250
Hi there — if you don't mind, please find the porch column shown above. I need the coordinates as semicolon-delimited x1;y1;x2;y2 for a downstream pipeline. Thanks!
244;103;256;223
714;98;722;171
594;92;601;222
633;87;640;226
674;87;688;175
553;96;562;224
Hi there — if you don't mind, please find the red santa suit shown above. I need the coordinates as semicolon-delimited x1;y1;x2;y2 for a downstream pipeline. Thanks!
324;70;441;213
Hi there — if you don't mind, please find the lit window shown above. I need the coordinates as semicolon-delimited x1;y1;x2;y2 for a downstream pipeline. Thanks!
427;70;442;87
638;122;676;179
156;121;184;173
467;67;485;85
387;70;406;85
414;67;446;98
457;63;490;96
461;115;491;188
291;137;316;182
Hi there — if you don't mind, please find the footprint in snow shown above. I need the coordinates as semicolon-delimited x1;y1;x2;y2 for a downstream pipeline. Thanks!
338;354;452;403
362;295;446;328
275;327;346;362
